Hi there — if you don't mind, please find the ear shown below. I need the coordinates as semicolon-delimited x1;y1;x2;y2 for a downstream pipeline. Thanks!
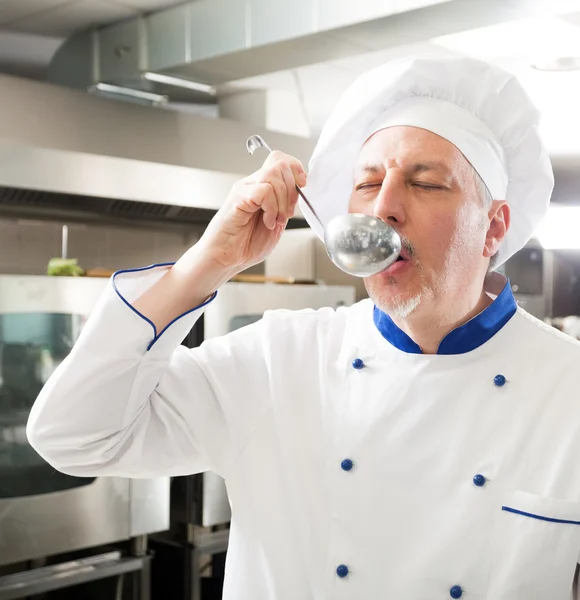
483;200;510;259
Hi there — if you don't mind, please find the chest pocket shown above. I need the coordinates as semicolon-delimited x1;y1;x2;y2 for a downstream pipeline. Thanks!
487;490;580;599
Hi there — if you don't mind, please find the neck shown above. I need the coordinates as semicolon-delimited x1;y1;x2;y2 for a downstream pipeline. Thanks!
391;280;492;354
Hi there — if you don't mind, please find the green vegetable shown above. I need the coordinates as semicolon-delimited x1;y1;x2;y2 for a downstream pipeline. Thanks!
47;258;85;277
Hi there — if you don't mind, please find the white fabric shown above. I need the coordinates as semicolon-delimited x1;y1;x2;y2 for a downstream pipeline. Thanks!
301;56;554;267
28;268;580;599
369;96;508;201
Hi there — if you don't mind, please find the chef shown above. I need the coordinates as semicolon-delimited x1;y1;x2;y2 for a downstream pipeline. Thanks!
27;56;580;600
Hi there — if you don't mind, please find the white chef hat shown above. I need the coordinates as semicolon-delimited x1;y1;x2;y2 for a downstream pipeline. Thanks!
301;56;554;268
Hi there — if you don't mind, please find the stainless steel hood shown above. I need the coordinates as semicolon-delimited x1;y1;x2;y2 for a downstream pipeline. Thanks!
45;0;545;94
0;72;314;228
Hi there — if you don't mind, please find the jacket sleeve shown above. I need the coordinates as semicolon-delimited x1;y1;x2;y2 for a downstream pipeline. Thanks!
26;264;273;480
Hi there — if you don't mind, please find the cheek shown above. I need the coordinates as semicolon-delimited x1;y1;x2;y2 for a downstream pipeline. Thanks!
416;211;458;258
417;207;485;268
454;204;488;245
348;193;368;214
442;206;488;268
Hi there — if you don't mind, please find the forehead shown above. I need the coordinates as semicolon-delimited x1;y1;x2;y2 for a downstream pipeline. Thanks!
356;125;464;169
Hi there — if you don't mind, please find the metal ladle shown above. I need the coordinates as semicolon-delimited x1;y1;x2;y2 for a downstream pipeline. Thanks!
246;135;401;277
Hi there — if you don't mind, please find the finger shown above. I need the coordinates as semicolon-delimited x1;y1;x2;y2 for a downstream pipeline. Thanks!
291;163;307;189
259;155;305;223
277;161;300;219
259;184;279;230
259;165;289;225
263;151;307;187
234;182;274;217
236;181;278;230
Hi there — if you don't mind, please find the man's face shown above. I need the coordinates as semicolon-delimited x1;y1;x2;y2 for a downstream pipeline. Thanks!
349;126;497;318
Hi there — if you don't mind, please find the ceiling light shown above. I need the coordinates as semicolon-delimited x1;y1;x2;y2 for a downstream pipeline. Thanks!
89;83;168;105
432;17;580;62
142;72;217;96
535;205;580;249
531;57;580;71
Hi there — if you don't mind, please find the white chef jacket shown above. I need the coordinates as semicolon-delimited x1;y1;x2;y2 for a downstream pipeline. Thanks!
27;264;580;600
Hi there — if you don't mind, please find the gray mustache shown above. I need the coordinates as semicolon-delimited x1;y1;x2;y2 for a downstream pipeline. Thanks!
400;236;416;259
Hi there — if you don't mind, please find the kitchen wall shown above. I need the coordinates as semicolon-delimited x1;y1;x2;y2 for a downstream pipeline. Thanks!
0;217;269;276
265;228;369;302
0;217;203;275
10;216;578;319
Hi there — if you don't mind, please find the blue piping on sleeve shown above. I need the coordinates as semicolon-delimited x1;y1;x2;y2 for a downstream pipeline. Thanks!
112;262;218;351
502;506;580;526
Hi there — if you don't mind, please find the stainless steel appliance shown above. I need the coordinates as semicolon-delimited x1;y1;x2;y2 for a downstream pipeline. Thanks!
0;72;313;231
502;246;554;320
0;274;170;568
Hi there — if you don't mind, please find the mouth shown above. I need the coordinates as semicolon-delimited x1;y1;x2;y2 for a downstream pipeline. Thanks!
379;251;411;276
395;250;411;262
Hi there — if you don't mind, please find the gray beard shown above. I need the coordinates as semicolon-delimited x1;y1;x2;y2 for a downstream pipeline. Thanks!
377;292;423;319
371;271;426;319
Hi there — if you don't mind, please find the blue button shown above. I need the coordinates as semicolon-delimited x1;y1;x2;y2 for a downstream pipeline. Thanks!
473;474;486;487
352;358;364;370
341;459;354;472
450;585;463;598
494;374;506;387
336;565;349;578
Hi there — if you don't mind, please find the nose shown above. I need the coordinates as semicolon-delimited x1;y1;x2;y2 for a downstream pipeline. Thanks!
373;169;406;226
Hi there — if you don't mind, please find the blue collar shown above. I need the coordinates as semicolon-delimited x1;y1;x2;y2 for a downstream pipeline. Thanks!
372;277;517;355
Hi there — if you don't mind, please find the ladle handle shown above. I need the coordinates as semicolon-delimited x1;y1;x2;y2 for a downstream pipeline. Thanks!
245;134;325;230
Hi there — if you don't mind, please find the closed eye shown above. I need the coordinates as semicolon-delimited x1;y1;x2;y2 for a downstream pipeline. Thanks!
356;182;446;192
356;183;382;191
412;183;445;190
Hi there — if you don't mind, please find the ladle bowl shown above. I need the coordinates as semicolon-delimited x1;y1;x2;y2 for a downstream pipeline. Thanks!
324;213;402;277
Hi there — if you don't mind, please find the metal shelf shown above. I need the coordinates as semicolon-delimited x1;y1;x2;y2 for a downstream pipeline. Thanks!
0;550;150;600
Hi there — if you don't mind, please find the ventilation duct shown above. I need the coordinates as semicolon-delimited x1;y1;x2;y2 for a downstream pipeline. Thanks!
47;0;532;99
